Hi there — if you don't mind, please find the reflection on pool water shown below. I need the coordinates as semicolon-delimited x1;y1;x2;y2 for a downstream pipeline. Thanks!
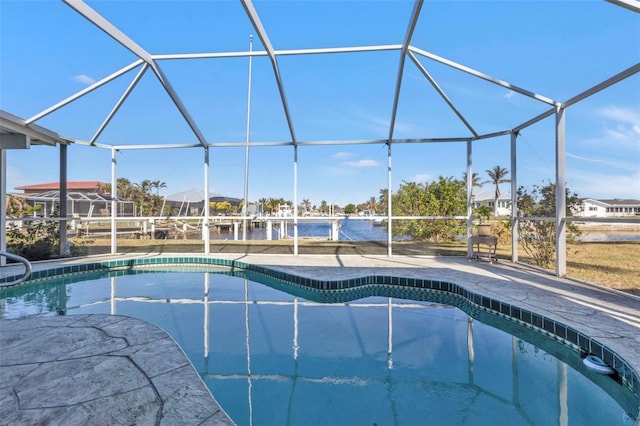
1;267;637;425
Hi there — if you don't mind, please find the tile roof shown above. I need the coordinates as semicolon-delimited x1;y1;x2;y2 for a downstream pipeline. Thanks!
15;181;106;191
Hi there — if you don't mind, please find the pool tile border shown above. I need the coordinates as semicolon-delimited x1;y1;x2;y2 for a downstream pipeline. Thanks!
1;255;638;402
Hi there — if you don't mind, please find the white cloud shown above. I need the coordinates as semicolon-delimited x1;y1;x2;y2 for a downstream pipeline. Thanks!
73;74;96;85
569;170;640;199
340;159;380;168
598;106;640;125
566;152;605;163
596;105;640;148
408;173;431;183
569;155;638;174
354;111;390;135
503;90;515;100
331;151;352;160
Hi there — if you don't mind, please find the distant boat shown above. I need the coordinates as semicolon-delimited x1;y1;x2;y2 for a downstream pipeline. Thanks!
275;204;293;217
372;217;385;226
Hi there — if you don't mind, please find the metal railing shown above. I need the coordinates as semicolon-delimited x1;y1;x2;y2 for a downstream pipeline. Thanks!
0;251;32;285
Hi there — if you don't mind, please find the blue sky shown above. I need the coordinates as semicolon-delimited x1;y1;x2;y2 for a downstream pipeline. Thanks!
1;0;639;207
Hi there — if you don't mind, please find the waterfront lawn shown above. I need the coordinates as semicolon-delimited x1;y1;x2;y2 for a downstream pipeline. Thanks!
565;242;640;296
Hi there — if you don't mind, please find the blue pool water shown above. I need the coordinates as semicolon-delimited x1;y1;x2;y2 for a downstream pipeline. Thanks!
1;268;637;425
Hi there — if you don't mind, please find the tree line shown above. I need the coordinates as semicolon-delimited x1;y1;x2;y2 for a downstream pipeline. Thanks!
347;165;581;268
6;169;580;269
97;178;167;216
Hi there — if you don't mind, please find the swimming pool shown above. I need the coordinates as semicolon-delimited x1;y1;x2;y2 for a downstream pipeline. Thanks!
1;261;638;425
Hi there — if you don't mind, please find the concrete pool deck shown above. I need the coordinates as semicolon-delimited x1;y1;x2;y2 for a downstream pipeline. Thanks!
0;315;233;425
1;253;639;424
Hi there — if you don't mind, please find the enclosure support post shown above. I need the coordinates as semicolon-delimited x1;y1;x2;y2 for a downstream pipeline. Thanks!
110;148;117;255
203;147;210;254
387;298;393;369
59;143;68;257
293;144;299;256
203;273;210;359
0;149;6;266
510;131;518;263
466;139;473;258
387;143;392;257
555;107;567;276
110;276;117;315
243;35;253;242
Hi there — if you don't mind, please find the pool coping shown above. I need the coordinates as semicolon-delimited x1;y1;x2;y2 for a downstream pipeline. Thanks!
1;253;639;423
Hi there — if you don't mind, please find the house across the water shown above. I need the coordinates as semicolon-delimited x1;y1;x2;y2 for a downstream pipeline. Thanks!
11;181;134;217
577;198;640;217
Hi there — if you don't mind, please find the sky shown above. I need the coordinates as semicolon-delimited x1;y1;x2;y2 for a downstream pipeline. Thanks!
1;0;639;207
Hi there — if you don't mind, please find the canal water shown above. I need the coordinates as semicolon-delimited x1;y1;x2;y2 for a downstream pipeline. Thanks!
217;219;640;242
577;232;640;242
217;218;393;241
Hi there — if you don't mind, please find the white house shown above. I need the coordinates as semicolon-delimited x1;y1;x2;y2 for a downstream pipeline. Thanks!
577;198;640;217
472;189;512;217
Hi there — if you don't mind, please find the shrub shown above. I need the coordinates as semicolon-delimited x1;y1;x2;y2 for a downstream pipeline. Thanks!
7;219;60;261
517;182;581;269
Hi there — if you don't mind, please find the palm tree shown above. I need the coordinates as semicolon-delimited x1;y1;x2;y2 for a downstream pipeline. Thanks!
266;198;275;214
139;179;152;194
302;199;311;213
6;194;27;217
258;197;268;215
486;166;510;217
368;196;378;213
378;189;389;213
267;197;284;215
462;172;486;189
463;172;487;209
151;180;167;196
96;182;110;195
116;178;136;204
320;200;328;214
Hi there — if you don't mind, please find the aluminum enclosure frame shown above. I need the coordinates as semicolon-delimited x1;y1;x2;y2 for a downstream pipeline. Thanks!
1;0;639;277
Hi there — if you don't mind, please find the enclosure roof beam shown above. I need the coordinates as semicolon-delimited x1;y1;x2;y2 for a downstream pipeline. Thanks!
512;108;555;133
62;0;209;148
25;60;144;125
472;129;513;141
75;136;476;150
409;46;560;107
408;51;478;138
605;0;640;13
90;63;149;145
112;143;205;150
513;62;640;133
142;137;474;149
388;0;423;144
562;62;640;109
241;0;297;144
62;0;153;63
152;44;403;61
71;139;113;150
148;63;210;147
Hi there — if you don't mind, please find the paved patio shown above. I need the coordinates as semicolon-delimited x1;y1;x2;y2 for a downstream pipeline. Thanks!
1;253;639;424
0;314;234;425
